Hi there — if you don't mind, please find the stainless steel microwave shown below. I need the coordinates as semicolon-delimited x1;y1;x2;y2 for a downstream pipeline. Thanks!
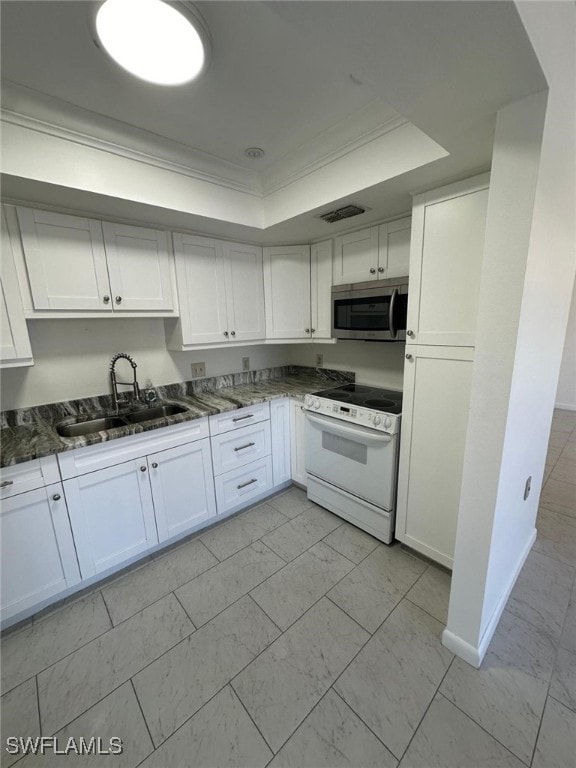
331;277;408;341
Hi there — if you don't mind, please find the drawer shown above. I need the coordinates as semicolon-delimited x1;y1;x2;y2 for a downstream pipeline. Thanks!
0;455;60;499
211;422;271;476
214;456;273;515
209;402;269;436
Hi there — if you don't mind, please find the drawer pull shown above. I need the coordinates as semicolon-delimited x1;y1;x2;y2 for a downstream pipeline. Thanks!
234;442;255;452
232;414;254;422
237;478;257;490
0;480;14;488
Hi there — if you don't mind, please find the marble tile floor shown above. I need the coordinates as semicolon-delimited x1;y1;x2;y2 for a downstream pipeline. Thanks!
1;410;575;768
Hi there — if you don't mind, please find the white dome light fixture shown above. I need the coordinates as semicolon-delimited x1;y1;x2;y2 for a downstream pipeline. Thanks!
95;0;209;86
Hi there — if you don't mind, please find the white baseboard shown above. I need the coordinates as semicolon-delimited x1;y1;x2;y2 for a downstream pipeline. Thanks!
442;527;537;668
555;402;576;411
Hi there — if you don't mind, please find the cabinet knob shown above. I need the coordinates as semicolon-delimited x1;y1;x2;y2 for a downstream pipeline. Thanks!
311;328;315;333
115;296;122;304
151;462;158;469
378;266;384;273
305;328;310;334
224;331;229;337
406;354;414;361
140;465;147;472
407;330;415;338
231;331;236;336
103;295;110;304
370;268;376;274
52;493;61;501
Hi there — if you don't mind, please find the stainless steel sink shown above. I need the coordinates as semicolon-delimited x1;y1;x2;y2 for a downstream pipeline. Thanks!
55;403;189;438
124;404;189;423
56;416;129;438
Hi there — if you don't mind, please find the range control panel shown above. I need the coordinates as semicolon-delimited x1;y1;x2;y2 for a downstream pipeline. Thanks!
304;395;401;435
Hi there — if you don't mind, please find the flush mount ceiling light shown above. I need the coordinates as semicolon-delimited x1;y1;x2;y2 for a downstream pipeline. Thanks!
95;0;209;85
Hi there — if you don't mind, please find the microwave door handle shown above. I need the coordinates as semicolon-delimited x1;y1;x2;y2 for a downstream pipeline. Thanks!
389;288;398;338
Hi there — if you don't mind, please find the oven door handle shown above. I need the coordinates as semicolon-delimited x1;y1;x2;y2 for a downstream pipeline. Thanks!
305;412;393;443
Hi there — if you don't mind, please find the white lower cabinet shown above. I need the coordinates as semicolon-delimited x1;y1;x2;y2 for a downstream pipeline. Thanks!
149;439;216;542
0;482;80;622
214;456;274;515
289;399;307;487
63;460;159;578
270;398;291;486
396;345;474;567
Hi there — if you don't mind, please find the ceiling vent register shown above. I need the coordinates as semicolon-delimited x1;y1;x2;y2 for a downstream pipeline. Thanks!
318;205;366;224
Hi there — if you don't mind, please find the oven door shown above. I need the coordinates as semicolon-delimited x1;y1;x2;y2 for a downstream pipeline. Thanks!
305;411;397;510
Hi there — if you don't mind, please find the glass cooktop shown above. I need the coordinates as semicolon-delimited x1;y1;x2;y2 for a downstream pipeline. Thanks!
314;384;403;414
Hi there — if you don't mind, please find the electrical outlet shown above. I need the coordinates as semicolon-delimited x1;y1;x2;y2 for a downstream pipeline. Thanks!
316;353;324;367
191;362;206;379
524;475;532;501
242;356;250;371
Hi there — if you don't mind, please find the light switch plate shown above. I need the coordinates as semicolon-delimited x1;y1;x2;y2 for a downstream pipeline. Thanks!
242;357;250;371
316;353;324;367
191;362;206;378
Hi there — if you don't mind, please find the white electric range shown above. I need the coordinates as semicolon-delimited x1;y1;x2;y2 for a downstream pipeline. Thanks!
304;384;402;544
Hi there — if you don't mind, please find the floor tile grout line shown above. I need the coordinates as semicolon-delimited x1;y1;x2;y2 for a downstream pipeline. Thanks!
34;674;42;735
170;591;197;632
129;678;156;757
330;687;399;762
547;691;576;715
229;682;277;757
99;589;114;627
434;690;532;768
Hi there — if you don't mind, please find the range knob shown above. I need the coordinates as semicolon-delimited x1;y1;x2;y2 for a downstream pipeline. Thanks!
373;414;382;426
313;399;321;410
385;417;392;429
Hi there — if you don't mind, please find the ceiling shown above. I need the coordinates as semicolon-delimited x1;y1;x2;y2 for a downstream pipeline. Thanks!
0;1;547;243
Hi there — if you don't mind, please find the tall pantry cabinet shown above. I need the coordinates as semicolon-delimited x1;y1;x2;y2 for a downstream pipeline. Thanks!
396;174;489;568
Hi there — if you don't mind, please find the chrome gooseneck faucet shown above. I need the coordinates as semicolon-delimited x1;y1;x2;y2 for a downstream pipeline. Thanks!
110;353;140;412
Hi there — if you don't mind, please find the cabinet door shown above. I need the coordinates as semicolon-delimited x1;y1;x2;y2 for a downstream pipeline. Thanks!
1;209;33;367
270;398;291;486
17;207;111;311
289;399;307;487
0;483;80;622
407;178;489;346
333;227;378;285
223;242;265;342
396;345;474;567
103;223;174;312
378;217;411;279
173;234;228;345
64;461;158;578
310;240;333;340
149;439;216;542
264;245;311;339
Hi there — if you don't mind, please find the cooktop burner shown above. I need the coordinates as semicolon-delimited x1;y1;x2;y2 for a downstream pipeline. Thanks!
314;384;403;414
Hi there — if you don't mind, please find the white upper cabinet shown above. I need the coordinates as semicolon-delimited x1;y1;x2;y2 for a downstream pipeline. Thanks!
406;175;489;346
310;239;333;340
378;217;412;279
222;241;266;342
169;234;264;348
16;207;175;315
1;209;33;367
264;245;312;340
102;222;174;312
333;227;379;285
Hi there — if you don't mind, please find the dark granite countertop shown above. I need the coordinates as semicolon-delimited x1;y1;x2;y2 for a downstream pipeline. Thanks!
0;366;353;468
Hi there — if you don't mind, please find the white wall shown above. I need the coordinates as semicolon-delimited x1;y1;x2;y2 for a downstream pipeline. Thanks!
556;284;576;410
289;341;405;391
0;319;289;410
445;1;576;666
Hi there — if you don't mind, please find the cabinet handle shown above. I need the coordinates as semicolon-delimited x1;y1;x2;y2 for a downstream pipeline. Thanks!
237;478;257;490
140;465;147;472
224;331;229;337
407;330;415;338
115;296;122;304
0;480;14;488
103;295;110;304
305;328;310;334
378;267;384;273
370;268;376;274
231;331;236;337
151;462;159;468
52;493;61;501
406;354;414;361
234;442;255;452
232;414;254;422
